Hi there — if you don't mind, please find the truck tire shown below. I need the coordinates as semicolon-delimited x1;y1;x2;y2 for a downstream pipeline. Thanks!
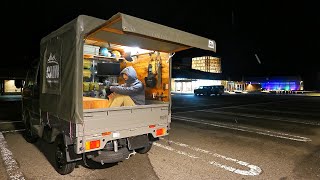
135;142;153;154
23;111;38;143
54;135;76;175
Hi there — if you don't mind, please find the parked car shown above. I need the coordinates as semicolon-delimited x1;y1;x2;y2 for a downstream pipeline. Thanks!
194;85;224;96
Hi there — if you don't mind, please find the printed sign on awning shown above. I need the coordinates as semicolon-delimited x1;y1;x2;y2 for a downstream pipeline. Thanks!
42;38;62;95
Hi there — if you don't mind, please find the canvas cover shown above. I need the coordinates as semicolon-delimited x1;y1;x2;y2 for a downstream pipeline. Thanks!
87;13;216;53
40;13;216;123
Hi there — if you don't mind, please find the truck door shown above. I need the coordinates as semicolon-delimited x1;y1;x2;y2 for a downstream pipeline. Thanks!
22;61;41;124
31;62;41;122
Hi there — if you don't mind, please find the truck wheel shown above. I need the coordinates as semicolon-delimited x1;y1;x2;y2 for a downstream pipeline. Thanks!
135;142;153;154
23;112;38;143
54;135;76;175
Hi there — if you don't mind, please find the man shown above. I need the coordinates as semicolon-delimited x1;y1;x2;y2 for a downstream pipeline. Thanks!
108;66;145;107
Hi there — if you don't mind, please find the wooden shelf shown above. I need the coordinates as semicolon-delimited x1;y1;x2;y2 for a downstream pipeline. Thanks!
84;54;124;61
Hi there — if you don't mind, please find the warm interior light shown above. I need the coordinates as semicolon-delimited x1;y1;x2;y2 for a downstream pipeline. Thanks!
123;46;152;56
123;46;140;54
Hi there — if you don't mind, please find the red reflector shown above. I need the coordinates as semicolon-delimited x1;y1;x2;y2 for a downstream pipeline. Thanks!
156;128;165;136
90;140;100;149
149;125;156;128
86;140;100;150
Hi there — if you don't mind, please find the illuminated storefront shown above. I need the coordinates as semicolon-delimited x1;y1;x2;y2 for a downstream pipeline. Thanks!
260;81;303;91
172;56;224;93
172;56;306;93
224;81;246;92
4;80;22;93
171;78;222;93
244;76;303;91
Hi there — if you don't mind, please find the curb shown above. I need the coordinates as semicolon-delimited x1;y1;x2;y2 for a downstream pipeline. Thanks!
0;132;25;180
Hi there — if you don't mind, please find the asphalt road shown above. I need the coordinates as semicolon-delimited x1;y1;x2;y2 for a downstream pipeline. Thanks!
1;93;320;180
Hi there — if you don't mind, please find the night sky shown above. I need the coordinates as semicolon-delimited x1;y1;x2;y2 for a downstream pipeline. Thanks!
4;1;320;89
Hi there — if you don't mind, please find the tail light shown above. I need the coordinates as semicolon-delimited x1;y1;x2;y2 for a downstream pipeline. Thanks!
156;128;166;136
85;140;100;150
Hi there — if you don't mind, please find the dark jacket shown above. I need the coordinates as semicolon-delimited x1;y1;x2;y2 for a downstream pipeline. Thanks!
110;66;145;105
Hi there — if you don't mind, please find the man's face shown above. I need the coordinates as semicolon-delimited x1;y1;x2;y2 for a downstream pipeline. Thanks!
122;73;129;81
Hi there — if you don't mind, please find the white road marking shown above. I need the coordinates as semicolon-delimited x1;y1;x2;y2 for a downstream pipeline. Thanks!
154;140;262;176
172;103;218;109
0;121;23;124
1;129;25;134
200;109;320;126
0;132;25;180
232;106;320;118
172;116;311;142
153;142;199;159
174;99;292;114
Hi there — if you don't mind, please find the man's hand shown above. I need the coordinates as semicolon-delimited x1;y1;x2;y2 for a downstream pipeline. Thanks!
107;92;116;100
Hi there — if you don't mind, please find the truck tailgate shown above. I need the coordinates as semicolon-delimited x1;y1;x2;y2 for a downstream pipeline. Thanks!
78;104;170;137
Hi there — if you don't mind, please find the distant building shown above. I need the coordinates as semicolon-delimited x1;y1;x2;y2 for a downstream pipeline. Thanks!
0;68;26;95
173;56;307;93
244;76;303;91
172;56;251;93
172;56;225;93
192;56;221;73
172;68;225;92
4;80;22;94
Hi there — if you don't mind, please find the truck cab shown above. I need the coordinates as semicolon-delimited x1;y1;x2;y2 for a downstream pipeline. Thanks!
22;60;41;143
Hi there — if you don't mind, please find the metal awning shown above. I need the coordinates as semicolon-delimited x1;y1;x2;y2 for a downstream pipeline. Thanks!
86;13;216;53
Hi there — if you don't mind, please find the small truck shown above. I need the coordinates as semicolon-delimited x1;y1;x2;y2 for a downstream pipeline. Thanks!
22;12;216;175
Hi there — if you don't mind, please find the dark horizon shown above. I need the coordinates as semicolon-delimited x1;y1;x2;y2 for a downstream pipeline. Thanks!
4;1;320;90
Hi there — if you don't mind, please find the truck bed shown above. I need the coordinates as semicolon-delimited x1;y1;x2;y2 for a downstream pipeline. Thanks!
77;104;170;138
83;97;109;109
